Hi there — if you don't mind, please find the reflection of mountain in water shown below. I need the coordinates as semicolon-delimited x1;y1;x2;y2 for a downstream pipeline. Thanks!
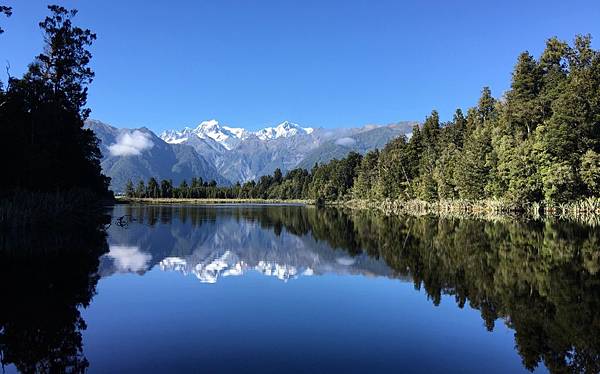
100;205;395;283
102;204;600;374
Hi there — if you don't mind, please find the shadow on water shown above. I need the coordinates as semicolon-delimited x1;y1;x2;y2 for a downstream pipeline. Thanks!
1;204;600;373
0;212;109;374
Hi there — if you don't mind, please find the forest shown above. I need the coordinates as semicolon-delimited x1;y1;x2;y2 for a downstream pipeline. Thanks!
130;34;600;211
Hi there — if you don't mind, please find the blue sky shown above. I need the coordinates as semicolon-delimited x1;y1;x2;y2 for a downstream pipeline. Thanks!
0;0;599;132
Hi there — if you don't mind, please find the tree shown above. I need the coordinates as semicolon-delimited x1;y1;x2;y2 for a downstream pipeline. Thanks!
135;180;146;198
147;178;159;198
33;5;97;118
0;5;110;197
580;150;600;195
353;150;380;200
273;168;283;184
160;179;173;198
124;179;134;197
505;52;542;137
455;89;497;199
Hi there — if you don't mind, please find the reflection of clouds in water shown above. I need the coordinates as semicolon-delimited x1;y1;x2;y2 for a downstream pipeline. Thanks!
336;257;356;266
107;245;152;273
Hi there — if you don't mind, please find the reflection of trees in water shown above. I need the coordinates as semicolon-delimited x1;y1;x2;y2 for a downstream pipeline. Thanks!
0;223;108;373
316;211;600;374
116;205;600;372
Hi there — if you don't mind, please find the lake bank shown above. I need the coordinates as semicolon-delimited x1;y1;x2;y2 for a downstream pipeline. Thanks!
117;196;600;224
117;196;311;205
345;198;600;222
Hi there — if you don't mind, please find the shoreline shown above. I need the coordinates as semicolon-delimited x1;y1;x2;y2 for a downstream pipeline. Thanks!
116;197;312;205
116;196;600;224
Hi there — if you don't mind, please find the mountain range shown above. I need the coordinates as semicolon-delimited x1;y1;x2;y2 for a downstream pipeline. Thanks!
86;119;416;192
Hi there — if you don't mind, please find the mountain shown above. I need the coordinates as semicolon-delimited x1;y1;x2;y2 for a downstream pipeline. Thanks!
159;120;313;150
87;118;415;191
297;123;412;169
254;121;314;140
159;120;415;182
86;120;229;192
160;119;250;150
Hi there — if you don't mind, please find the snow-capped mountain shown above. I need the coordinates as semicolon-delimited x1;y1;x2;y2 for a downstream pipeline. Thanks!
254;121;314;141
88;118;416;187
160;120;313;149
160;119;249;150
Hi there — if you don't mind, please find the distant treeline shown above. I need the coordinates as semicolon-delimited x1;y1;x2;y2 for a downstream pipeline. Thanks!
131;35;600;206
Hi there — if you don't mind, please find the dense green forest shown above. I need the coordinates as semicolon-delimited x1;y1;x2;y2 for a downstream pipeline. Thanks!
129;34;600;209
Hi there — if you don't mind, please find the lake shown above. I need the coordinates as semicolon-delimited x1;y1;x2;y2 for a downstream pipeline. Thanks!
1;204;599;373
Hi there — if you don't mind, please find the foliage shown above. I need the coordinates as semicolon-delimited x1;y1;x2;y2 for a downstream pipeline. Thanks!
0;5;110;199
131;35;599;209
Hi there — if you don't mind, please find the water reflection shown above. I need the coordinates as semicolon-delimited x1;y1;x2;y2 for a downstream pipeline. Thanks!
103;204;600;373
1;204;599;373
0;216;108;373
101;205;393;283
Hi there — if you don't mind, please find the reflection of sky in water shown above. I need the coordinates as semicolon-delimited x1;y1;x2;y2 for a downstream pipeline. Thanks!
82;205;554;374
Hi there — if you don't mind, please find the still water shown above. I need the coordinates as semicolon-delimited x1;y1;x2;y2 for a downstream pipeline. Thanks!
2;204;599;373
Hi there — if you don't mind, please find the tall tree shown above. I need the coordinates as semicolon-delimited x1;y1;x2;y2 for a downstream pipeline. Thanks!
0;5;109;196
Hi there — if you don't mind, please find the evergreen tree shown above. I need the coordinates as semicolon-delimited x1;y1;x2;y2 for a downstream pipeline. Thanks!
0;5;110;197
580;150;600;195
147;178;159;198
135;180;146;198
124;179;134;197
353;150;380;200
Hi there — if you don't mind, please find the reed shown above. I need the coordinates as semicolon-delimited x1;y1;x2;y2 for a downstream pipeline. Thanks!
345;198;600;225
0;190;111;233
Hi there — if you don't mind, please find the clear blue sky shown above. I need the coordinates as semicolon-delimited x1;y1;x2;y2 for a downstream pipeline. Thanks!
0;0;599;132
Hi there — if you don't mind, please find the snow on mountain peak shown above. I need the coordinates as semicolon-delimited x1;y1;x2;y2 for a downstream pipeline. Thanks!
159;253;308;283
193;120;249;150
160;120;248;150
160;119;314;148
255;121;313;140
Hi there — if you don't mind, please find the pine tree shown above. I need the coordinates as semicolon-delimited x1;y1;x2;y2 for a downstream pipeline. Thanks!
353;150;380;200
147;178;159;198
135;180;146;198
125;179;134;197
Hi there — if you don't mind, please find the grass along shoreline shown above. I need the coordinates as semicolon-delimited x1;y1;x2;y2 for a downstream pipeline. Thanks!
345;197;600;224
117;196;311;205
118;196;600;222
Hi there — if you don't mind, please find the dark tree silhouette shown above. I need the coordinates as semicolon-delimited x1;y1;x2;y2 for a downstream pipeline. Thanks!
0;5;110;197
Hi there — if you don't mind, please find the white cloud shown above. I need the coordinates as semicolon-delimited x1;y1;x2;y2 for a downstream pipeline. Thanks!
108;130;154;156
335;137;356;147
106;245;152;273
